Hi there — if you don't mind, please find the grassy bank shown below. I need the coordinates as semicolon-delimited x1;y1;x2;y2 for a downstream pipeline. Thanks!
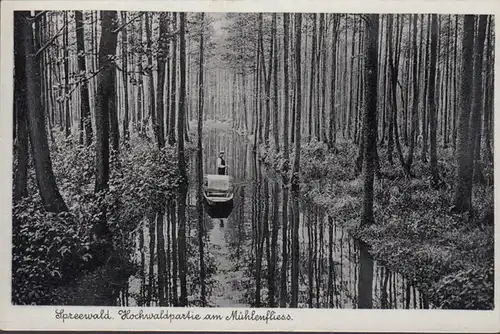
257;138;494;309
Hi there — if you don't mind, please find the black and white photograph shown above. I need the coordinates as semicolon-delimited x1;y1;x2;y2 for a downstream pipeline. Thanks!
1;0;499;331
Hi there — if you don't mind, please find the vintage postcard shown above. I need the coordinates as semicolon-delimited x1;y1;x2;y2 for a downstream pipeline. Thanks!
1;0;499;331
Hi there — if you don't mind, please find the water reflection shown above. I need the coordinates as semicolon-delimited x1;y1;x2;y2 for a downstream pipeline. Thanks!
123;128;429;309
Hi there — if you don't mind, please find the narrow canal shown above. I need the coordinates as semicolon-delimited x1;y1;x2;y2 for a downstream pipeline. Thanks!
123;127;430;309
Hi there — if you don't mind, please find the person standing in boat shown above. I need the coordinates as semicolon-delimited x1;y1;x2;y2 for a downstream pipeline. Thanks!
217;151;227;175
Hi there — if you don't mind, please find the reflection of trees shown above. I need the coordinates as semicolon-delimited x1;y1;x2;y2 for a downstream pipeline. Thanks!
357;241;374;308
125;128;430;309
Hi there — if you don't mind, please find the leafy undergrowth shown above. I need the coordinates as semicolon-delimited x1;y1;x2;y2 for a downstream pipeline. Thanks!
259;139;494;310
12;131;180;305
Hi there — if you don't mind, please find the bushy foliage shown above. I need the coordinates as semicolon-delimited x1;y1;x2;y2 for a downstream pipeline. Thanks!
12;132;180;305
259;137;494;309
106;137;179;249
12;196;92;304
430;265;494;309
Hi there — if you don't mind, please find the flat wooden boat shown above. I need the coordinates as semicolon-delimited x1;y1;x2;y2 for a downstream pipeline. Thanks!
203;174;234;218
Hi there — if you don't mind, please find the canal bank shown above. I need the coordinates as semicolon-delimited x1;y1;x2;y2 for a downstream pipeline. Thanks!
255;136;494;310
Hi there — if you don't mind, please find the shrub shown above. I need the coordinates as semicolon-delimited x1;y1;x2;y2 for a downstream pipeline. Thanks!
12;132;181;305
12;195;92;304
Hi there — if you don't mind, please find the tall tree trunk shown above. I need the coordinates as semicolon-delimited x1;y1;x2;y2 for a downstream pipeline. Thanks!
109;67;119;152
319;13;327;142
290;13;302;308
165;13;172;141
64;11;71;138
145;12;155;140
196;12;206;306
177;12;188;306
429;14;440;187
13;12;30;201
469;17;487;187
75;11;93;147
242;73;249;132
483;16;493;163
21;11;68;213
120;12;130;145
279;12;291;308
136;17;144;135
387;15;397;165
259;14;273;147
443;15;451;149
404;14;420;176
452;16;459;150
272;13;279;153
155;12;169;307
421;14;431;162
361;14;379;226
94;11;118;248
308;14;317;142
329;15;340;149
348;18;357;140
156;13;168;149
452;15;476;211
169;12;178;145
257;14;264;145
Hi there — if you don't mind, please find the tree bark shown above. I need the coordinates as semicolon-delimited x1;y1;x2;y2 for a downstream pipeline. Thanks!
483;16;493;163
63;11;71;138
319;13;328;143
169;12;178;145
361;14;379;226
95;11;118;194
177;12;188;306
467;16;487;189
120;12;130;145
404;14;420;176
196;12;206;306
421;14;431;163
329;15;340;148
290;13;302;308
22;11;68;213
145;12;155;141
452;15;476;211
156;12;168;149
109;65;119;152
429;14;440;187
13;12;30;201
308;14;317;142
279;12;290;308
272;13;279;153
75;11;93;147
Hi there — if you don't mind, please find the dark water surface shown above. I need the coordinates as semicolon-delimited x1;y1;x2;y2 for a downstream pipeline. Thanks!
121;127;429;309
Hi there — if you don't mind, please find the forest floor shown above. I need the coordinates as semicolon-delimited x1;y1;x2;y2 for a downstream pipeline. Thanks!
255;134;494;310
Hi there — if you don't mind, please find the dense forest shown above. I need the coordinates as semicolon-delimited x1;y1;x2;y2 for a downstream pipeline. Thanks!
12;11;494;309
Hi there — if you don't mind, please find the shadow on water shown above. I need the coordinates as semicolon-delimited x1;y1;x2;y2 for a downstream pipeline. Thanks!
121;128;430;309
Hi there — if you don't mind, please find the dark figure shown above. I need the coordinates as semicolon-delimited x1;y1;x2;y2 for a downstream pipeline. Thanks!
217;151;227;175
